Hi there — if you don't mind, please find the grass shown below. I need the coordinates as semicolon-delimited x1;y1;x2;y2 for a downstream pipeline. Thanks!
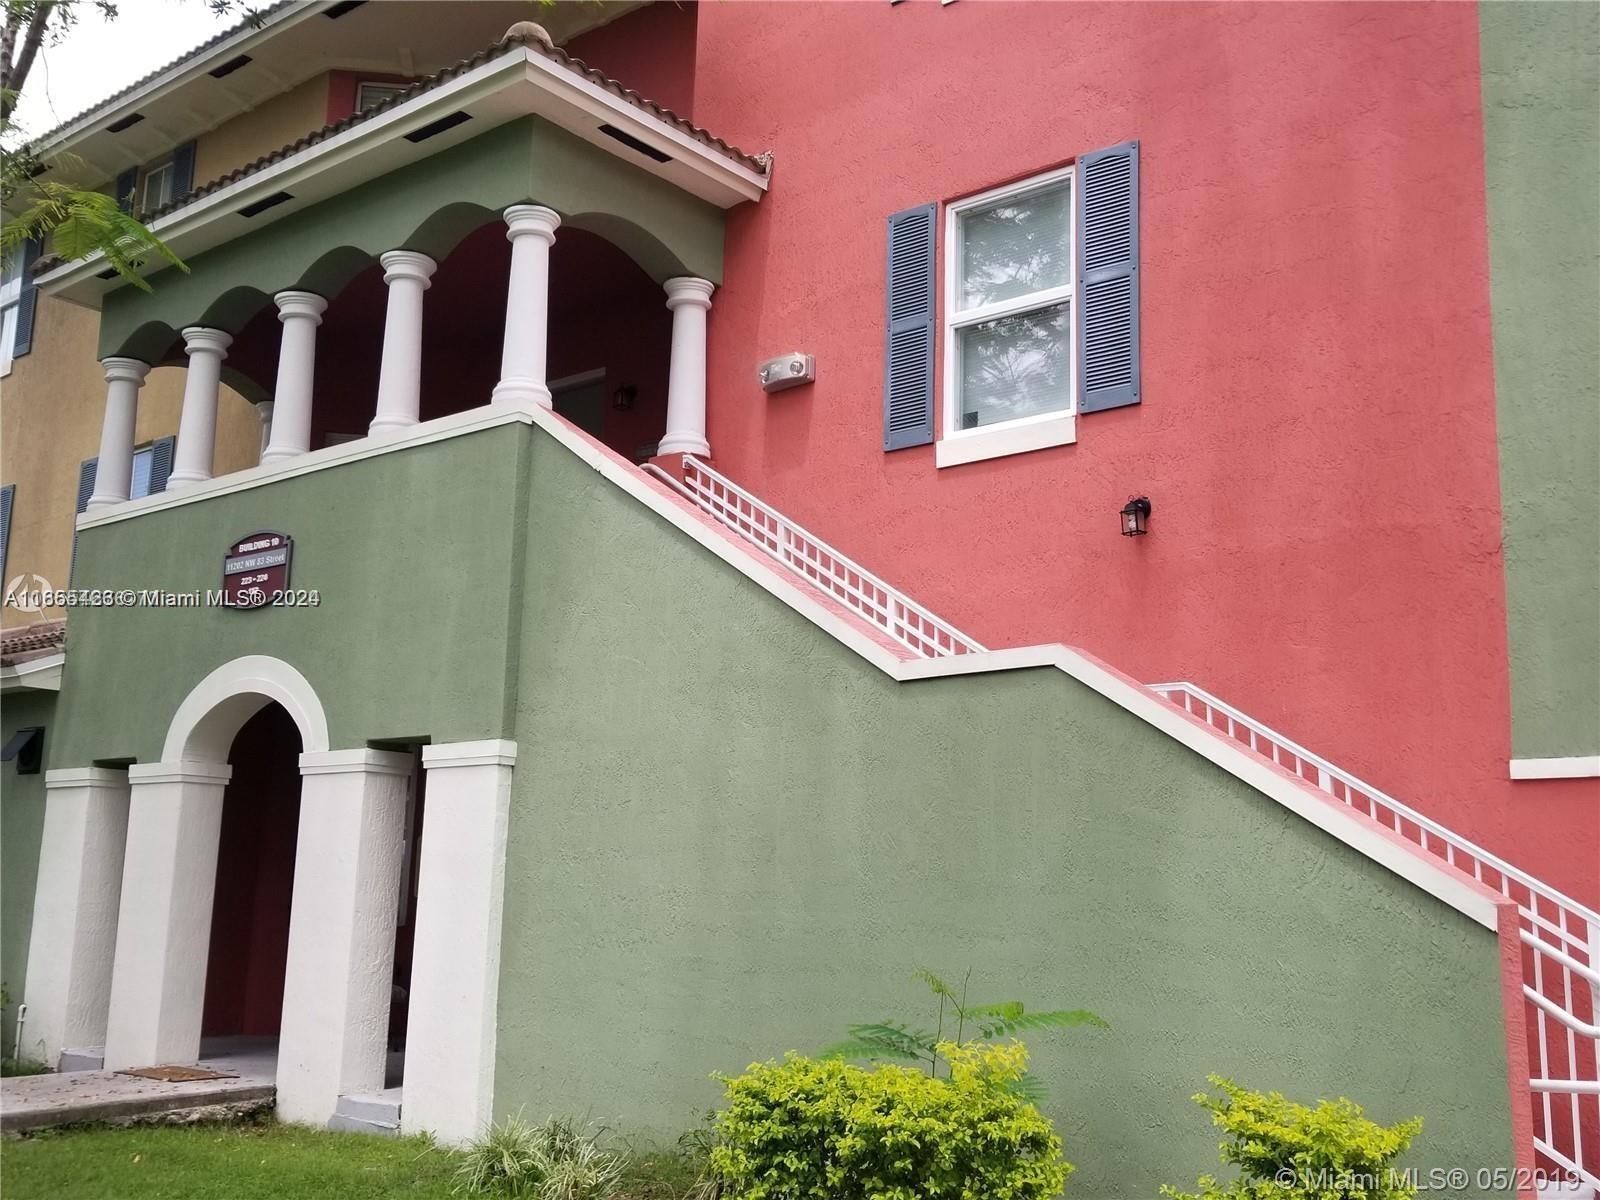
1;1057;51;1077
0;1120;460;1199
0;1119;720;1200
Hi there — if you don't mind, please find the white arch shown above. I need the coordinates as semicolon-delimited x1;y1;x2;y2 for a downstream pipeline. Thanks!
161;654;330;763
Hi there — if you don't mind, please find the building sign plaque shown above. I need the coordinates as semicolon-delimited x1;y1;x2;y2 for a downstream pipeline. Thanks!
223;531;292;608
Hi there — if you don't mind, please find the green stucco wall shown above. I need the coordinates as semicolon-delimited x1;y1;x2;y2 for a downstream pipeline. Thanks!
48;428;530;766
1480;1;1600;758
99;116;726;360
1;690;53;1059
495;431;1516;1196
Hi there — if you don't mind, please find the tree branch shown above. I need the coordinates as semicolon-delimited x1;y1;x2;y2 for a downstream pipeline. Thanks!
2;1;57;123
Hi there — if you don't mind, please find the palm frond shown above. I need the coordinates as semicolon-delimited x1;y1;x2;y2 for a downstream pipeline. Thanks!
819;1022;937;1064
1;182;186;292
914;969;959;1003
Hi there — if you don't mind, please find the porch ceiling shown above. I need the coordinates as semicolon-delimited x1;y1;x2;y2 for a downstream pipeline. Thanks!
40;29;769;312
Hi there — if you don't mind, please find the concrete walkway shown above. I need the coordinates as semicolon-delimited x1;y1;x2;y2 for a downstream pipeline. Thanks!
0;1039;277;1134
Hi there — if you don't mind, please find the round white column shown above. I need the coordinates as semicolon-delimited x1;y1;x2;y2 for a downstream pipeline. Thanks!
370;250;436;436
262;290;327;465
167;327;232;488
658;277;715;457
86;358;151;509
490;204;561;410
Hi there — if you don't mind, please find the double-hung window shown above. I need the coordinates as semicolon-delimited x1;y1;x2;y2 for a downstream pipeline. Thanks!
938;165;1077;467
139;158;177;215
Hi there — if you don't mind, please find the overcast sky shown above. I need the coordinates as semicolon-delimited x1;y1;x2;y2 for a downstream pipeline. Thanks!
11;1;237;141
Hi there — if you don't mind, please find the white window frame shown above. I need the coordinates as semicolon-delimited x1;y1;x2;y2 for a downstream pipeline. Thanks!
139;158;176;215
937;164;1078;468
129;444;157;500
0;268;22;379
356;81;410;112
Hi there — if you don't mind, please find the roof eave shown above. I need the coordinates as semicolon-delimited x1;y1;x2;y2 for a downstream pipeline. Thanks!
31;0;317;160
38;45;769;306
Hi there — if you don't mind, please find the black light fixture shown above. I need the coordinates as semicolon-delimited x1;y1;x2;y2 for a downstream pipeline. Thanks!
1120;496;1151;536
612;384;638;411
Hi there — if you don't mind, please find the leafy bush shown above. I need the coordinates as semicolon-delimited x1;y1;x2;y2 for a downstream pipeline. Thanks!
821;969;1107;1102
1161;1075;1424;1200
455;1115;625;1198
712;1042;1072;1199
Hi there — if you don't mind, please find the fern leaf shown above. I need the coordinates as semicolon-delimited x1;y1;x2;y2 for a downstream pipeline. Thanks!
914;969;959;1003
961;1001;1025;1022
817;1039;925;1064
846;1023;937;1055
979;1008;1110;1039
1002;1072;1050;1105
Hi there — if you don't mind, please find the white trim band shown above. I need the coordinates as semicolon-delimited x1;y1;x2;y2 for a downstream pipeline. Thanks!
1511;756;1600;780
299;748;415;777
126;760;233;786
422;739;519;770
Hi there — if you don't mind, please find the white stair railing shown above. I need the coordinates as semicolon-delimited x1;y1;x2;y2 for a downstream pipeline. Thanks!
1151;682;1599;1190
647;456;985;660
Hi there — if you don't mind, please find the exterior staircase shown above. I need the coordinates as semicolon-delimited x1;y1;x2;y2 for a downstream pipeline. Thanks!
644;453;1600;1192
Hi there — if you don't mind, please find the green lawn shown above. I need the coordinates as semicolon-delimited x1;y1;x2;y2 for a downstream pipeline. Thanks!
0;1121;460;1199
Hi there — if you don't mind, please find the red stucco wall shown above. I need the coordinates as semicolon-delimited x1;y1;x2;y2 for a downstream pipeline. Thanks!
688;2;1598;903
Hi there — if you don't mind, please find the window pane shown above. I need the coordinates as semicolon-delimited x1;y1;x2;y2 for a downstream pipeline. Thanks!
956;302;1070;429
142;164;174;212
130;447;154;499
357;83;409;112
958;181;1070;310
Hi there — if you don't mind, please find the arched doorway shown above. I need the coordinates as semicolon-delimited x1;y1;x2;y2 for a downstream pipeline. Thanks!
102;656;413;1126
199;702;303;1053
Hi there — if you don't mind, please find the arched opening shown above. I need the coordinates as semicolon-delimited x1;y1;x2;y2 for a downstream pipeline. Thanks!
199;702;302;1055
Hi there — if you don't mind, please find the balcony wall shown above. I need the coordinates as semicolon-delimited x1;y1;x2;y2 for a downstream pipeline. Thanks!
49;421;531;767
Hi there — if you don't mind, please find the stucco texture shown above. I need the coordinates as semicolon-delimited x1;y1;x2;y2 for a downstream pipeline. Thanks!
687;1;1599;903
496;429;1517;1197
1479;1;1600;759
0;295;259;629
1;690;53;1057
44;426;529;767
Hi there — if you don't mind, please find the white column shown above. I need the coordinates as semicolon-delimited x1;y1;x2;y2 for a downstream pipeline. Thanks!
256;401;275;462
261;291;326;465
402;740;517;1145
276;750;410;1124
20;769;131;1068
86;359;151;509
103;761;231;1070
370;250;436;435
657;277;715;457
491;204;561;410
167;327;233;488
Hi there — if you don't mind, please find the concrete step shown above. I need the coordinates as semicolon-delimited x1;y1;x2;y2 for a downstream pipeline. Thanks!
329;1087;401;1137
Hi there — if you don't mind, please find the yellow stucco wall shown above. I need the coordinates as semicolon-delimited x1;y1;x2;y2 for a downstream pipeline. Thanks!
0;295;259;629
192;74;332;190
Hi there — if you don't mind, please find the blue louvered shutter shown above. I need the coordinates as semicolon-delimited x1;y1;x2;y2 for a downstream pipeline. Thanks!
0;483;14;582
170;141;197;202
148;436;176;493
70;458;97;583
884;203;937;450
1076;140;1140;413
115;167;139;213
12;237;40;359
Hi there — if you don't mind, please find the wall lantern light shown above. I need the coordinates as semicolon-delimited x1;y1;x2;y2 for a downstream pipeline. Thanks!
612;384;637;411
1120;496;1152;537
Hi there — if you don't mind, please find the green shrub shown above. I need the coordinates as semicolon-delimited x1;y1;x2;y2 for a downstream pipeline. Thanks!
1161;1075;1424;1200
454;1114;624;1198
711;1041;1071;1199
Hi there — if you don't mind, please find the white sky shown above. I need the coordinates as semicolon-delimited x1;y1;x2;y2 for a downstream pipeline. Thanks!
10;1;238;142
